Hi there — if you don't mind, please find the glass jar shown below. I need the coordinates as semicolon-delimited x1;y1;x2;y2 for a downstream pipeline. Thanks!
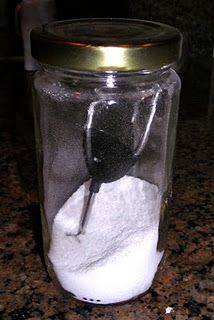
31;18;182;305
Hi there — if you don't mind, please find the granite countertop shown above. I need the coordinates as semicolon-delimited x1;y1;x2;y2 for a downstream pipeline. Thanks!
0;70;214;319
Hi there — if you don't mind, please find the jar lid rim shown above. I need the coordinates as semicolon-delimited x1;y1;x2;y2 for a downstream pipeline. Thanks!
31;18;182;72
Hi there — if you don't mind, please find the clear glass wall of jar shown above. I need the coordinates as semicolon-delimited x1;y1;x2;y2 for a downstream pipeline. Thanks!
31;18;182;305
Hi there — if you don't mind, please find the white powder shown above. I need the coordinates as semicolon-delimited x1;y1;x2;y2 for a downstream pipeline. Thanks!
48;175;163;304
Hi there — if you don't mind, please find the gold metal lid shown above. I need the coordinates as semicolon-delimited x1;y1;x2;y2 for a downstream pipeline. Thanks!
31;18;182;72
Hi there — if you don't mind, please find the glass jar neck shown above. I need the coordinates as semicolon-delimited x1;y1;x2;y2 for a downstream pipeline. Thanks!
39;63;173;82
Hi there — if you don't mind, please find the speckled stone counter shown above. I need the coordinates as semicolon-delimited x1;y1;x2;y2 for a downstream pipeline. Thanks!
0;109;213;319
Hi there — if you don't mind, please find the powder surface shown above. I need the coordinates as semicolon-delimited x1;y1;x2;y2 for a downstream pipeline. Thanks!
48;175;163;304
